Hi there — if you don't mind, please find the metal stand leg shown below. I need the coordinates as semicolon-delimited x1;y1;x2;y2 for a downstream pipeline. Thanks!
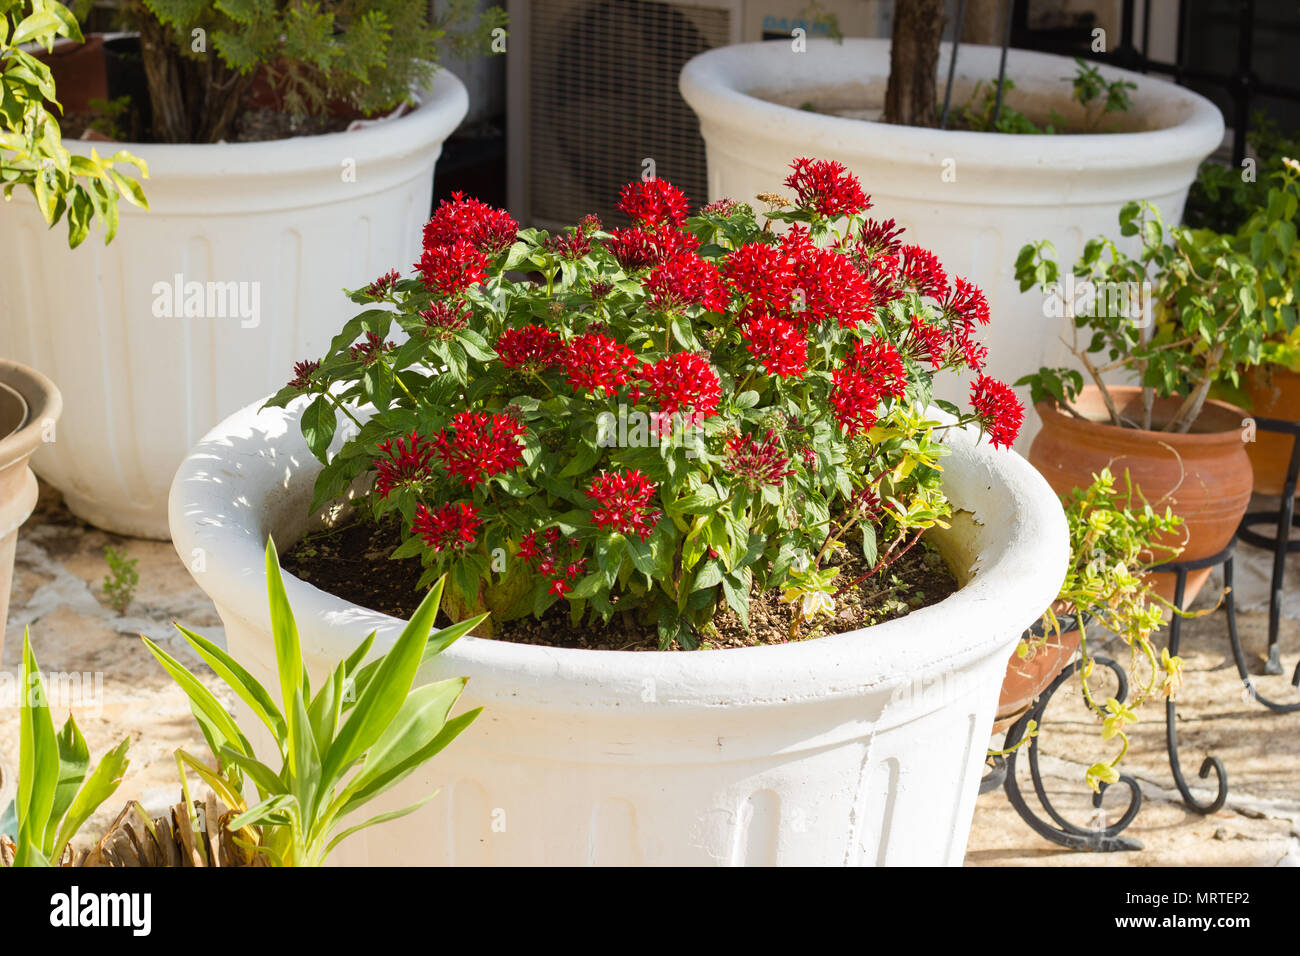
984;655;1143;852
1160;560;1229;813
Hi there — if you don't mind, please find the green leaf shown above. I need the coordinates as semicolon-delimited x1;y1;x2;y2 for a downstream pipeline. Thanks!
48;715;90;845
324;789;443;856
17;633;60;859
300;396;338;462
140;635;253;760
51;737;130;861
172;623;287;750
263;537;307;714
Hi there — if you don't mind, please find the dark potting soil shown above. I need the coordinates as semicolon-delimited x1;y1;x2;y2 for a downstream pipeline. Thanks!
281;518;960;651
56;107;353;145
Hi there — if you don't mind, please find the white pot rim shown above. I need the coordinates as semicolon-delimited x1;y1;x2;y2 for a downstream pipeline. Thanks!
680;39;1223;174
171;394;1068;714
67;68;469;181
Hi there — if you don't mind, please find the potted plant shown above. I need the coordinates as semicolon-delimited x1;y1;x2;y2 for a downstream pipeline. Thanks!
1012;173;1300;605
678;9;1223;442
171;160;1068;866
0;0;505;538
994;468;1185;791
1;543;478;866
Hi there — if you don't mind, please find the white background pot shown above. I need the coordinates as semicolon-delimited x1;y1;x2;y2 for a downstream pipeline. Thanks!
170;396;1068;866
0;72;468;538
680;40;1224;447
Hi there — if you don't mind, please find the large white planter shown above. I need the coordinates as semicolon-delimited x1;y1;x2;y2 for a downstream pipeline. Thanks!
679;40;1224;446
169;395;1068;866
0;72;468;538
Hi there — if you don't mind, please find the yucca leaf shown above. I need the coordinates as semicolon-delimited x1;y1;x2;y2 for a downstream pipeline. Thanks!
48;714;90;849
288;687;321;820
177;750;249;811
307;660;345;754
264;537;309;715
323;789;443;857
17;632;58;860
140;635;253;759
173;622;287;749
229;793;298;831
50;737;130;861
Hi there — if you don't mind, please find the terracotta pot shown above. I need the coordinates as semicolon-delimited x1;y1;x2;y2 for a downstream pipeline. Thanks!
1029;386;1254;608
993;628;1082;733
1243;367;1300;497
33;35;108;115
0;360;62;658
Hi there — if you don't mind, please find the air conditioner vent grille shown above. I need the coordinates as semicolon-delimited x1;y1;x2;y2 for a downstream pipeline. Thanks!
528;0;733;229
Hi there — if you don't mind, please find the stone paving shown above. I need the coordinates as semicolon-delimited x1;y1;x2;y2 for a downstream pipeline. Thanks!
2;481;1297;864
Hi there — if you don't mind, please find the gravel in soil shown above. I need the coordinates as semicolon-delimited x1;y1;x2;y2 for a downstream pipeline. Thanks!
282;519;960;651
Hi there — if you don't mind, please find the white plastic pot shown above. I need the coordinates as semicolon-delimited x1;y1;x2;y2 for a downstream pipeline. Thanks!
0;72;468;538
170;396;1068;866
679;40;1224;445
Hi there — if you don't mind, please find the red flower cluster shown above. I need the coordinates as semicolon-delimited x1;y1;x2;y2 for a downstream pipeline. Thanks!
741;313;807;378
783;226;875;329
854;218;905;260
644;252;729;313
423;191;519;254
898;245;950;299
543;228;592;260
516;528;587;597
417;240;490;296
945;277;991;329
413;501;481;553
586;469;661;541
784;158;869;218
365;269;401;298
617;178;689;227
349;332;395;365
604;226;697;272
907;315;949;369
418;300;470;340
725;430;794;491
830;338;906;436
373;429;437;499
561;332;638;395
969;374;1024;449
433;410;527;488
289;359;320;390
640;352;722;418
724;241;795;319
496;325;563;371
701;197;740;217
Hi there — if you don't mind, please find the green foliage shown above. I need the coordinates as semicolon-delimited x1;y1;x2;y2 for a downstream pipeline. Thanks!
1015;160;1300;431
141;0;506;119
1032;468;1186;791
85;94;130;140
269;171;1017;649
101;545;139;615
953;59;1133;135
3;631;131;866
1185;113;1300;234
0;0;148;245
140;538;482;867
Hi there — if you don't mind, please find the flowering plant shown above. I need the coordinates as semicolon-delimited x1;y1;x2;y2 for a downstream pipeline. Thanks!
269;159;1023;648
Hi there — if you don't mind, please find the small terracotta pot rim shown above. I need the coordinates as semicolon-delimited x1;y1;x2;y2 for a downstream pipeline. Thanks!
1035;386;1249;447
0;361;62;471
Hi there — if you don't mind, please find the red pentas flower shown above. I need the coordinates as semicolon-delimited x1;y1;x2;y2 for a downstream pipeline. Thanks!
724;240;795;319
604;226;698;272
423;192;518;254
433;410;527;488
944;277;991;329
373;429;437;498
349;332;395;365
898;245;950;299
418;301;470;340
289;359;320;390
561;332;638;395
741;312;807;378
855;218;905;259
416;239;490;296
829;338;906;436
784;158;869;218
908;315;948;369
725;430;795;491
516;530;587;598
783;227;875;329
701;197;740;217
640;352;723;418
413;501;481;553
586;469;661;541
617;178;689;227
496;325;563;372
365;269;401;298
644;252;729;313
969;374;1024;449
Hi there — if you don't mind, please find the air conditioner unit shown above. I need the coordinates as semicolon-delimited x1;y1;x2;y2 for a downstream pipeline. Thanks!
506;0;889;231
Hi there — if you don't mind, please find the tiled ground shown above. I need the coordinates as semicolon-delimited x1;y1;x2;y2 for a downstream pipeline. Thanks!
2;482;1297;864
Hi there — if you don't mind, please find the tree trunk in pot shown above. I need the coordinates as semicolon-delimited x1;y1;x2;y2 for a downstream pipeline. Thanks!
884;0;945;127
